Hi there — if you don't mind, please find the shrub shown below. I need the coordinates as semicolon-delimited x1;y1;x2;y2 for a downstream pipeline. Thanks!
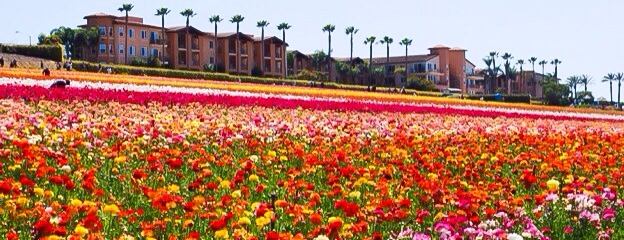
130;58;147;67
0;44;63;62
406;76;437;91
251;66;263;77
466;94;531;104
146;56;161;67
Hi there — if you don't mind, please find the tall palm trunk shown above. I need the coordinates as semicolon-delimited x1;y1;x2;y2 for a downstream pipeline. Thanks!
237;24;240;74
214;24;218;70
610;82;613;103
619;80;622;109
368;44;373;87
124;12;129;64
350;33;354;84
186;20;190;70
404;46;408;87
161;16;165;63
385;44;389;86
327;33;332;83
261;28;265;74
281;30;286;78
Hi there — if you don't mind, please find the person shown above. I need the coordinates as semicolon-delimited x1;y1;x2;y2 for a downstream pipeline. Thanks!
107;67;112;74
98;63;102;73
42;68;51;76
0;57;4;67
56;62;62;70
50;80;70;89
40;60;44;69
9;59;17;68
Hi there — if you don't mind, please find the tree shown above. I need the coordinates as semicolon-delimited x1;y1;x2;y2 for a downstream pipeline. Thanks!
616;73;623;109
579;74;592;93
516;59;524;92
230;14;245;74
277;23;291;78
602;73;616;103
322;24;336;83
528;57;538;94
488;52;499;93
50;26;75;58
501;53;513;93
257;20;270;75
542;74;570;106
310;50;327;72
538;60;548;81
209;15;224;71
156;8;171;63
380;36;393;85
551;59;562;80
566;75;580;100
38;33;61;45
73;27;99;60
364;36;376;87
406;76;437;91
180;9;197;69
399;38;412;87
345;26;358;83
118;3;134;64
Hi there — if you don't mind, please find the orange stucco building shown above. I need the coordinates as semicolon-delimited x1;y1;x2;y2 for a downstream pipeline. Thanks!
80;13;287;77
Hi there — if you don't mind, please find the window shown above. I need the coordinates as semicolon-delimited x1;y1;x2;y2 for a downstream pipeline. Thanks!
109;44;113;54
108;27;113;36
209;41;214;49
119;44;124;54
140;47;147;57
151;48;159;57
209;57;214;64
178;51;187;65
99;44;106;53
129;45;135;55
98;26;105;36
140;30;146;39
118;27;124;37
129;29;135;38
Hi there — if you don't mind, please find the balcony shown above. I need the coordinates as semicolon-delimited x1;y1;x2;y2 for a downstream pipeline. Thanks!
191;43;199;50
241;47;248;55
149;38;167;45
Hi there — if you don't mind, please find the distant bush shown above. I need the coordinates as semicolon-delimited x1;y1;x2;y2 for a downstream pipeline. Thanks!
406;76;437;91
466;94;531;104
0;44;63;62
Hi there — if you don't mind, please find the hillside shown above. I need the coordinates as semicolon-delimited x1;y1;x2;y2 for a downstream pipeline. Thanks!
0;53;58;69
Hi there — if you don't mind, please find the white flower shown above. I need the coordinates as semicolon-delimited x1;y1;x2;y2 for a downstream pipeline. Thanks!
507;233;524;240
313;235;330;240
61;165;72;173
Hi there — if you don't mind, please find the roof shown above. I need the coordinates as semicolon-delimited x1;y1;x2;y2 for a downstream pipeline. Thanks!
429;44;450;49
166;26;208;35
217;32;255;41
84;12;116;18
113;19;160;29
290;50;311;59
371;54;438;64
466;59;476;67
252;36;288;46
450;47;466;51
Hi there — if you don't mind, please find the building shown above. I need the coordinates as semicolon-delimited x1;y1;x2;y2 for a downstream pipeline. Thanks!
369;44;483;93
79;13;287;77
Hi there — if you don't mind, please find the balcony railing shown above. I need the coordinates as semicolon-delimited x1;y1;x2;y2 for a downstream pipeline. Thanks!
191;43;199;50
241;48;248;55
229;47;236;54
149;38;167;45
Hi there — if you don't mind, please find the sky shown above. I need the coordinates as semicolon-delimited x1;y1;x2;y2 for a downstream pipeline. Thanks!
0;0;622;98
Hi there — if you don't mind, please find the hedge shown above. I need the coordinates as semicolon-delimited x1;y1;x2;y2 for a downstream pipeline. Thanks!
0;44;63;62
72;61;443;96
466;94;531;104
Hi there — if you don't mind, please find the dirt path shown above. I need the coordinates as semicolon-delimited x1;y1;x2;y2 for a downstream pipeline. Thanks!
0;53;58;69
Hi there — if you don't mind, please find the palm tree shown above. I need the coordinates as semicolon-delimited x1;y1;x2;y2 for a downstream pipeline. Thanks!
345;26;358;84
538;60;548;81
489;52;499;92
257;20;270;75
483;57;493;93
322;24;336;83
602;73;616;103
209;15;223;71
364;36;376;87
528;57;538;94
277;23;291;78
180;9;197;69
118;3;134;64
579;74;592;93
616;73;623;109
551;59;562;80
155;8;171;63
501;53;513;94
516;59;524;92
380;36;393;85
399;38;412;87
50;26;75;58
566;75;580;100
230;15;245;74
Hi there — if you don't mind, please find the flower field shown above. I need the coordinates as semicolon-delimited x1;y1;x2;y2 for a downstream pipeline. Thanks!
1;72;624;239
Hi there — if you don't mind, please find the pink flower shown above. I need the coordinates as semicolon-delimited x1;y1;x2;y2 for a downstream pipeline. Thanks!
603;208;615;221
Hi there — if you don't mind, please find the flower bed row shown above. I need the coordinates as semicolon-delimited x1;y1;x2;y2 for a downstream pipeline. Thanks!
1;94;624;239
2;68;622;116
1;80;623;122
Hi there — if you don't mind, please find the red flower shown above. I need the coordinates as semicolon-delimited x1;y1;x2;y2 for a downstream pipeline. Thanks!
266;231;280;240
33;219;55;236
209;218;226;231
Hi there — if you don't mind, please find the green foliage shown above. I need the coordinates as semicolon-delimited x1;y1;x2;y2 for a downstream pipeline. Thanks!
289;69;319;81
405;76;436;91
251;66;263;77
466;94;531;104
38;34;61;45
0;44;63;62
542;77;571;106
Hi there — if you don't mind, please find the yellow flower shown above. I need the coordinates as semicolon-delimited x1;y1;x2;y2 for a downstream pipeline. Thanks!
348;191;361;199
168;184;180;193
249;174;259;182
219;180;231;188
231;190;242;198
267;150;277;158
279;155;288;161
255;216;270;228
215;229;229;239
103;204;120;215
547;179;560;191
33;188;44;196
74;225;89;236
114;155;127;164
238;217;251;226
70;199;83;208
183;219;194;228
